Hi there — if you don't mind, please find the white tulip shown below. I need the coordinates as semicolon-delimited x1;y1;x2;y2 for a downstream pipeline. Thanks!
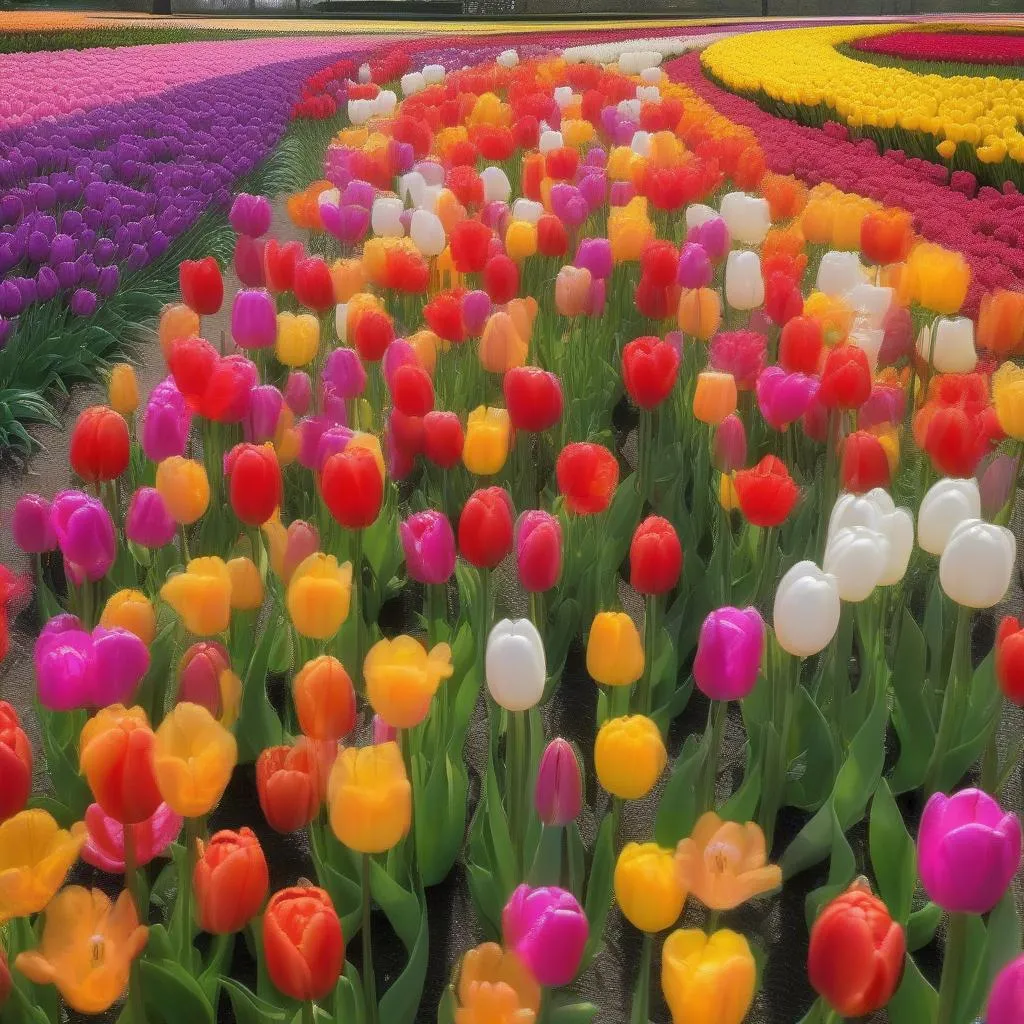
719;192;770;246
640;67;663;84
827;490;912;585
317;187;340;211
376;90;398;114
618;49;661;74
939;519;1016;608
636;85;661;104
348;98;373;125
725;250;764;310
916;317;977;374
849;318;884;371
512;198;544;224
497;49;519;68
846;283;892;330
539;130;564;154
774;560;842;658
824;526;892;603
554;86;575;110
371;197;404;238
401;72;425;97
480;166;511;204
918;478;982;555
416;161;445;187
617;99;642;122
419;185;442;213
686;203;718;230
422;64;445;85
486;619;546;712
335;303;349;343
410;209;446;257
816;250;866;297
399;172;425;208
358;63;371;84
878;507;914;586
630;131;652;158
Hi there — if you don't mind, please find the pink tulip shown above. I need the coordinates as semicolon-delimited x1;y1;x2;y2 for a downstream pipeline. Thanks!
502;884;588;988
82;801;182;873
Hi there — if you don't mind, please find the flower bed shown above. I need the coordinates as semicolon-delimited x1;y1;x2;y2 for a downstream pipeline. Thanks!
852;28;1024;67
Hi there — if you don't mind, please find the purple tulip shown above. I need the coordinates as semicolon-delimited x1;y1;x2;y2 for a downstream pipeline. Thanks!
713;414;747;473
229;193;273;238
979;454;1018;519
12;493;57;553
70;288;97;317
550;183;589;229
297;416;331;470
317;425;354;470
50;490;115;581
399;510;456;585
97;265;119;299
481;201;509;234
502;885;588;988
987;953;1024;1024
516;510;562;593
231;288;276;349
858;383;906;431
918;788;1022;914
321;384;347;425
534;738;582;826
461;290;491;337
234;235;266;288
678;242;713;289
142;376;190;462
586;277;606;317
574;237;612;280
321;202;371;246
688;216;730;263
0;280;23;318
125;487;176;549
577;169;607;212
756;367;820;430
284;371;312;417
244;385;284;444
610;181;636;207
694;606;765;701
322;347;366;400
583;146;607;168
342;179;375;209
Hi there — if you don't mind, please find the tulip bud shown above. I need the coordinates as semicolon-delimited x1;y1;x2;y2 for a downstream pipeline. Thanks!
179;256;223;316
917;477;981;555
502;885;588;989
486;619;546;712
229;193;273;238
99;589;156;646
824;526;891;603
773;560;841;658
257;743;321;833
614;842;685;933
915;317;977;374
0;702;32;822
939;519;1015;608
328;742;411;854
70;406;129;484
284;371;312;417
141;377;190;463
177;641;239;725
108;364;139;416
595;714;666;799
124;487;175;550
587;612;644;687
534;738;582;827
231;289;276;350
155;457;210;526
194;827;269;934
12;494;56;554
629;516;682;595
662;928;755;1024
694;606;764;701
712;415;747;474
719;192;770;246
988;954;1024;1024
51;490;115;581
399;510;456;585
515;510;562;593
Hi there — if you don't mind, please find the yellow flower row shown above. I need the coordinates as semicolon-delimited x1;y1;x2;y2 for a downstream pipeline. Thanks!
701;24;1024;163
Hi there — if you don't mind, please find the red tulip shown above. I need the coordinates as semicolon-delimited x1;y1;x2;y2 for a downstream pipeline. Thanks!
450;220;492;274
384;248;429;294
226;443;282;526
447;165;484;208
70;406;130;483
819;345;872;410
516;510;562;593
923;404;1001;478
293;257;335;313
996;616;1024;706
424;290;466;344
641;241;679;288
860;209;912;267
537;215;568;258
390;364;434;417
545;147;579;182
635;278;679;321
265;239;305;294
200;354;258;424
622;336;680;410
779;316;823;375
352;308;394;363
734;455;798;527
629;516;682;595
168;336;219;410
179;256;223;316
264;886;344;1001
556;443;619;515
484;254;519;305
808;881;905;1017
458;487;514;569
321;447;383;529
256;744;320;833
388;409;425;457
233;235;265;288
840;431;891;494
0;702;31;821
423;411;464;468
504;367;563;432
765;273;804;326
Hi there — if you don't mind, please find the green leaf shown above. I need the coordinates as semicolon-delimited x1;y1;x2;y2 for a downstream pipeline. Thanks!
140;958;215;1024
868;779;916;925
332;963;366;1024
907;903;942;952
416;754;468;888
953;914;990;1024
804;805;857;925
582;814;616;966
223;979;288;1024
548;1003;600;1023
653;735;705;848
436;986;458;1024
376;883;429;1024
886;955;937;1021
784;684;837;812
235;618;285;762
889;612;934;794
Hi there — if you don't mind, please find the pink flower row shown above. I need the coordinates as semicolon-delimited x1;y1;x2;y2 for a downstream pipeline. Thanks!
852;29;1024;66
666;51;1024;315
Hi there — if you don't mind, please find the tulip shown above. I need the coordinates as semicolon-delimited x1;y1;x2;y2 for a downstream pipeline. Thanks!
629;516;682;595
293;655;356;742
978;290;1024;357
918;788;1021;914
694;607;764;702
194;828;269;934
774;560;841;658
320;446;383;530
329;742;411;854
534;739;582;828
99;589;155;646
461;406;511;476
692;371;738;427
939;519;1015;608
503;367;563;434
221;442;281;528
424;411;465;469
724;250;764;310
713;415;747;473
222;557;262;614
70;406;129;484
675;812;781;910
264;886;344;1001
155;457;210;526
915;317;977;375
677;242;712;290
808;879;905;1017
918;477;981;555
587;612;644;687
152;702;236;818
12;494;56;554
269;311;318;368
398;510;455;585
176;641;239;726
901;243;970;316
294;257;335;313
456;942;540;1021
515;510;562;593
180;256;223;316
323;347;367;400
819;344;871;410
987;953;1024;1024
677;287;721;341
230;288;276;350
661;928;755;1024
0;703;31;822
123;487;174;550
733;455;798;528
158;303;200;360
142;377;190;462
230;193;272;238
161;557;232;636
257;743;321;834
556;443;619;515
779;316;823;375
265;239;304;294
622;335;680;410
755;367;818;430
365;636;453;728
459;487;514;569
823;526;892;603
502;885;588;988
615;842;685;933
708;331;765;392
16;887;147;1014
595;715;666;799
284;372;312;417
829;490;913;587
719;192;770;246
840;431;891;493
287;553;353;641
816;250;865;297
81;801;181;874
108;364;139;417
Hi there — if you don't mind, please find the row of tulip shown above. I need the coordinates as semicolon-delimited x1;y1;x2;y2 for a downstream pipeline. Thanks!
4;33;1024;1024
852;27;1024;66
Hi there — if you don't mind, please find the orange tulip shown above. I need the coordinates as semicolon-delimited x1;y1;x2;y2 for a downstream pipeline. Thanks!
158;303;200;362
457;942;540;1014
693;372;738;426
330;258;367;303
263;886;344;1001
194;827;269;934
479;312;528;374
293;655;357;741
977;289;1024;357
677;288;721;341
800;193;835;245
609;198;653;263
760;173;807;222
256;743;321;834
99;589;156;646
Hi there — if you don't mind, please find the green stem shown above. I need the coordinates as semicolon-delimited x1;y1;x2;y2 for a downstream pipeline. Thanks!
638;594;658;716
178;524;191;564
124;825;147;1024
638;409;653;506
629;932;653;1024
924;605;972;795
936;912;967;1024
705;909;721;934
302;1001;316;1024
509;710;526;880
362;853;378;1024
980;704;1002;793
700;700;727;814
178;818;200;968
351;528;364;689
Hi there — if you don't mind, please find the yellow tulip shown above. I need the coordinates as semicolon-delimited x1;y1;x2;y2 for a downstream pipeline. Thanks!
275;312;320;368
155;457;210;526
158;303;200;361
719;473;740;511
462;406;511;476
609;198;653;264
457;942;540;1017
153;702;237;817
505;220;537;263
160;557;232;636
348;431;386;481
108;364;139;416
993;362;1024;439
594;715;666;800
661;928;756;1024
328;742;411;854
286;553;352;640
100;589;156;645
226;556;264;611
614;843;686;933
900;242;971;316
364;635;453;729
586;612;644;687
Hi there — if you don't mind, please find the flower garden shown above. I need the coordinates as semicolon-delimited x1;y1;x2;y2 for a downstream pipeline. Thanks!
1;12;1024;1024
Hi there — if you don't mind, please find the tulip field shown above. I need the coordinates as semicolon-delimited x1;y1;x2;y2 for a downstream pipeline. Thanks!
4;11;1024;1024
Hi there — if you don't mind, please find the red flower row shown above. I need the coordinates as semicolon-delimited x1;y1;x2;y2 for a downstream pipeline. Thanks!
852;29;1024;67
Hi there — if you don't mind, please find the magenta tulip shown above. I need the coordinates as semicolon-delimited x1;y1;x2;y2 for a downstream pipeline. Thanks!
534;739;582;827
382;338;417;388
50;490;115;581
756;367;820;430
574;238;613;280
12;494;56;553
987;953;1024;1024
502;884;588;987
979;454;1018;519
125;487;176;549
284;371;312;417
229;193;273;238
244;385;284;444
515;510;562;593
462;291;491;337
232;288;277;349
550;184;589;229
373;715;398;746
688;216;730;263
82;801;183;873
918;788;1021;914
322;347;366;400
713;414;747;473
141;376;190;462
233;235;266;288
677;242;712;289
317;425;354;471
694;606;765;701
399;510;456;585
